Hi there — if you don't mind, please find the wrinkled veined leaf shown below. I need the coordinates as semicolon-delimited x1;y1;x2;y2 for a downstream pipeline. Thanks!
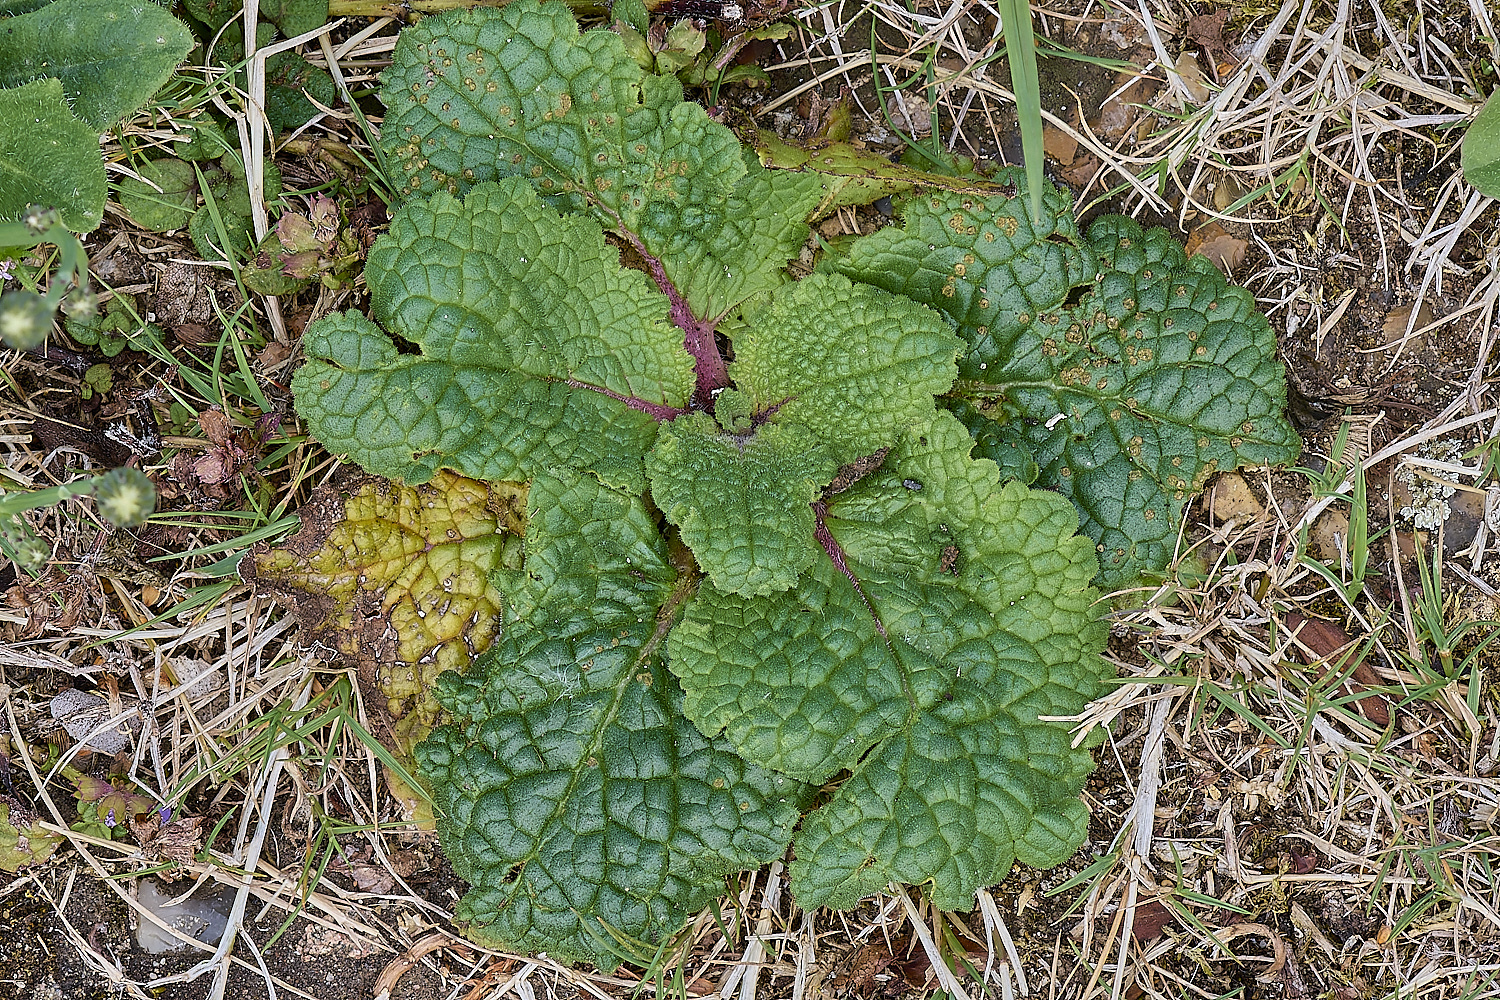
245;470;526;753
647;415;834;598
378;0;824;322
417;472;805;967
0;78;106;232
644;271;960;598
292;177;693;493
725;272;962;465
669;413;1106;908
833;180;1300;589
0;0;193;131
262;0;326;38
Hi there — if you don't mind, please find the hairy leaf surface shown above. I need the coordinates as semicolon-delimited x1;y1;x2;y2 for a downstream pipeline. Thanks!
0;78;106;231
834;185;1300;588
0;0;193;130
417;473;805;966
669;413;1106;908
646;415;834;598
292;177;691;492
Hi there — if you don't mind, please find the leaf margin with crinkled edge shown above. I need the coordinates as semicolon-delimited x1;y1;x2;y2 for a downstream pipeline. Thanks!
377;0;824;322
668;411;1108;911
646;413;836;599
291;177;694;493
415;471;806;969
833;180;1300;590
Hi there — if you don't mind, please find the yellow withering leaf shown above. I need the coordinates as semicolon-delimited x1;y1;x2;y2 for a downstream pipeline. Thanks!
246;470;526;755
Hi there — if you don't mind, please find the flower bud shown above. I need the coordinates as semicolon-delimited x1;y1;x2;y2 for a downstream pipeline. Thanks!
93;467;157;528
21;205;60;235
63;287;100;320
0;289;55;350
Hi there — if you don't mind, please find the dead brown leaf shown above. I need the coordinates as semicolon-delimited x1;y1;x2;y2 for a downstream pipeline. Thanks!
1285;612;1392;727
1043;124;1078;166
128;811;205;864
1184;222;1248;274
1131;898;1177;941
1186;7;1233;69
1059;152;1100;188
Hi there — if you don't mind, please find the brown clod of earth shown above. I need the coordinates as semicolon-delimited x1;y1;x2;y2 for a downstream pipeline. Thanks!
1043;123;1078;165
1208;471;1264;523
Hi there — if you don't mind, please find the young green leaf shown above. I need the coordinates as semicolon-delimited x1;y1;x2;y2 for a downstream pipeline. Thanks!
417;472;805;966
118;158;197;233
647;415;835;598
1462;88;1500;199
292;177;693;492
726;272;963;465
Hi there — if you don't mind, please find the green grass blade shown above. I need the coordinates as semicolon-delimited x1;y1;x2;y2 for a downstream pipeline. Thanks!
999;0;1044;224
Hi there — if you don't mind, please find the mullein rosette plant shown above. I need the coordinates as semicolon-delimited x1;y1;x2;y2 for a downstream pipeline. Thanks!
289;0;1298;967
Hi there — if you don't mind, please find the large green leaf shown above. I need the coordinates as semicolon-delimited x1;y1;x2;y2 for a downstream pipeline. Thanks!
834;182;1300;589
417;473;804;967
378;0;823;322
1462;89;1500;198
292;177;692;492
0;78;106;231
0;0;193;130
668;413;1106;909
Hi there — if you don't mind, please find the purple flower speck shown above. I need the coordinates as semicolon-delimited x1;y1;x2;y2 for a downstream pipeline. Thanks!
105;808;117;828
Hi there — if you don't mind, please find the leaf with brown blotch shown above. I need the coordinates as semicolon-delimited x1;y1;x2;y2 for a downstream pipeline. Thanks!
245;470;527;755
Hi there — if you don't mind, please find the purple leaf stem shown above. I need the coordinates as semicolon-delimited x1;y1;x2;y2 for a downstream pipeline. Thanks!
812;501;888;641
566;379;687;421
620;231;726;410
